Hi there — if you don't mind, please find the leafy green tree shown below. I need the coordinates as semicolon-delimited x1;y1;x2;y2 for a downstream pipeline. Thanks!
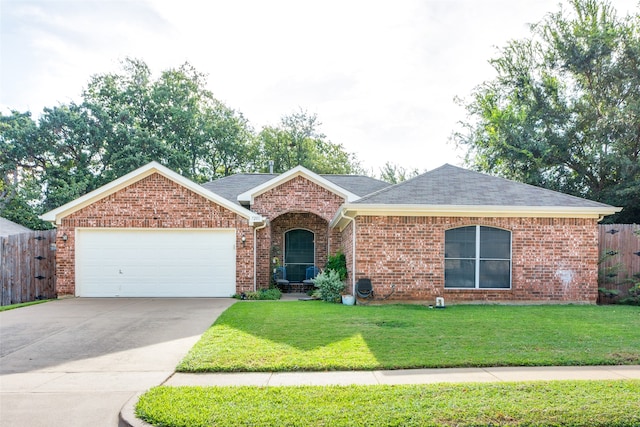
379;161;420;184
1;111;40;211
83;58;169;181
83;58;255;182
454;0;640;222
257;109;359;174
1;58;258;227
37;103;108;210
0;111;52;229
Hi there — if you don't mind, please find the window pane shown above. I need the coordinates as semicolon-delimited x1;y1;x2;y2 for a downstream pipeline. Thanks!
479;260;511;288
480;227;510;259
285;230;314;264
445;259;476;288
445;226;476;259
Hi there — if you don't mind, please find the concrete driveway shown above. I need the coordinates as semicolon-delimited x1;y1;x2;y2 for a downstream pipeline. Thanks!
0;298;235;427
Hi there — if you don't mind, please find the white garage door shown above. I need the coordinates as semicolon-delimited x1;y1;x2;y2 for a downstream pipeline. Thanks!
75;228;236;297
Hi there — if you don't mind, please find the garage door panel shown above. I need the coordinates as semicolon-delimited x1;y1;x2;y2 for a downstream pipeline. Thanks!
76;229;236;297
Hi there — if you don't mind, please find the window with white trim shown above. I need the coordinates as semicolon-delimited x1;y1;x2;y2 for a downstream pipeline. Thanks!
445;226;511;289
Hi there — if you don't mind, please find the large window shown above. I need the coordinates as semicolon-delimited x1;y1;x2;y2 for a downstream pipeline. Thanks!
445;226;511;289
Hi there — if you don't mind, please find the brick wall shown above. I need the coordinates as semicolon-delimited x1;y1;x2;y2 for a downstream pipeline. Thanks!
252;176;345;222
353;216;599;304
55;173;253;296
340;220;355;294
252;176;345;287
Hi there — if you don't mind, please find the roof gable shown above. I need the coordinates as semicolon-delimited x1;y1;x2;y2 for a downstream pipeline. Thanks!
202;171;390;206
236;165;360;204
41;162;263;225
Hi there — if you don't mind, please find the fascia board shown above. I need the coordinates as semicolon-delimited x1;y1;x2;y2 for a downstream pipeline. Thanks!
330;204;622;229
237;165;359;204
40;161;264;226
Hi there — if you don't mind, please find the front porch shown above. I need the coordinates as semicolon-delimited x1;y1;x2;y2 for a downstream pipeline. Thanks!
262;211;341;290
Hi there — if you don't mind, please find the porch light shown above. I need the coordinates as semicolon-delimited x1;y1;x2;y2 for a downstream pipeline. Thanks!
62;234;68;241
241;233;246;247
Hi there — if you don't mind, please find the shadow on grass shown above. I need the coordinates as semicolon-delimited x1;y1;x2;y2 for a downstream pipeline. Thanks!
178;301;640;372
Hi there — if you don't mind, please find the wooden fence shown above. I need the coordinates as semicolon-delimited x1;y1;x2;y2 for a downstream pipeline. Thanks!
1;230;57;306
598;224;640;301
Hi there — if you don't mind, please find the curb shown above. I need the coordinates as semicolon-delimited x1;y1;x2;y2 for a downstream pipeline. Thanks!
119;393;153;427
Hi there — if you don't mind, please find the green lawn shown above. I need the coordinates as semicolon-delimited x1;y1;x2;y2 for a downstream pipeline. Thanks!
178;302;640;372
136;380;640;427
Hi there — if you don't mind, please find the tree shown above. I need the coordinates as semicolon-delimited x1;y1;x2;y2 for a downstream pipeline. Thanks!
0;58;257;227
0;111;51;228
454;0;640;222
83;58;255;182
257;109;360;174
379;161;420;184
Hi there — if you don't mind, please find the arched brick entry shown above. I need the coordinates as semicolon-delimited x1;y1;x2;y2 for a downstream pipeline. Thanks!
270;212;329;282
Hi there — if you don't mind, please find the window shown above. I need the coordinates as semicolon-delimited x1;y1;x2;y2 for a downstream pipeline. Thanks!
445;226;511;289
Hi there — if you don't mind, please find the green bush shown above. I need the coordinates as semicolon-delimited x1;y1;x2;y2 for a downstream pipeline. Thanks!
313;269;344;303
233;288;282;300
619;283;640;305
326;251;347;280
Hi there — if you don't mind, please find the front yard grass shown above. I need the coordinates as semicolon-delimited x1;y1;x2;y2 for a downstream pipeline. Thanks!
177;302;640;372
136;380;640;427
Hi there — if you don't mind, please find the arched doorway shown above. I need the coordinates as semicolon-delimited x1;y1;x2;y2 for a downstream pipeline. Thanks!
284;229;314;282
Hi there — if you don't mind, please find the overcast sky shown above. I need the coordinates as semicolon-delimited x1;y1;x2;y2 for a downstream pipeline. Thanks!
1;0;637;175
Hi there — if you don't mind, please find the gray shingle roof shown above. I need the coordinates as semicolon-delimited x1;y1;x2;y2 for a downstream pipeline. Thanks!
354;164;614;208
0;217;32;237
201;173;390;205
321;175;390;197
201;174;277;205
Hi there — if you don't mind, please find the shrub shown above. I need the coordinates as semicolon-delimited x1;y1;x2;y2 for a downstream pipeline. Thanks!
233;288;282;300
326;251;347;281
619;283;640;306
313;269;345;303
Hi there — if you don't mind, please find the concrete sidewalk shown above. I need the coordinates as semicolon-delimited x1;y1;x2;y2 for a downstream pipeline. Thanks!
120;365;640;427
165;365;640;386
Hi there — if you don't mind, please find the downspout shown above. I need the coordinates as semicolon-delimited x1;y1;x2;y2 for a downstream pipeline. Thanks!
339;209;357;295
253;221;268;292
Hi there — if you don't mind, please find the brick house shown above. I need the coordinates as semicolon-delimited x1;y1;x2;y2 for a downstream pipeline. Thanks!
41;161;619;303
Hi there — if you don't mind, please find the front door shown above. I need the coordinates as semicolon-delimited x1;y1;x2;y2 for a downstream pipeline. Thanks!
284;229;314;282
